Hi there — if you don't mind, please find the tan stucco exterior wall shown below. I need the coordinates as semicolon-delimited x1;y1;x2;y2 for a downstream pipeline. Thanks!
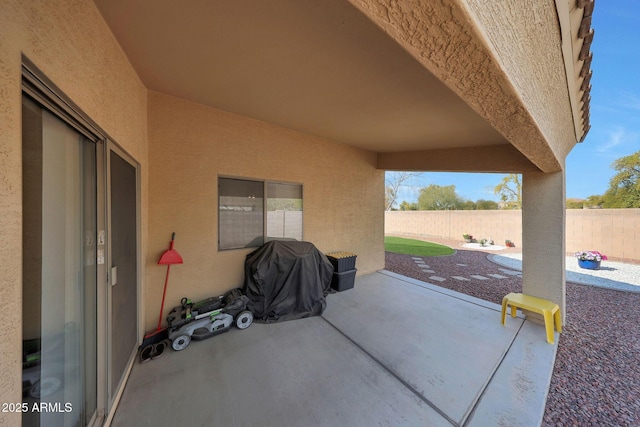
146;92;385;330
522;171;566;315
0;0;148;419
351;0;575;173
463;0;577;160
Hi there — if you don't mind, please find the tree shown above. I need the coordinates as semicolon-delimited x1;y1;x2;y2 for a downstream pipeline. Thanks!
566;199;585;209
475;199;499;210
460;200;477;210
585;194;604;208
494;174;522;209
385;172;419;211
417;184;464;210
601;150;640;208
399;201;418;211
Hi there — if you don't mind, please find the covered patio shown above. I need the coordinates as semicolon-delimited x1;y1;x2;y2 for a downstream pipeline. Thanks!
0;1;593;426
111;272;557;427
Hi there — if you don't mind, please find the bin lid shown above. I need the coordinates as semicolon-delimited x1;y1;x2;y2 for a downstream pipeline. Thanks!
326;251;357;259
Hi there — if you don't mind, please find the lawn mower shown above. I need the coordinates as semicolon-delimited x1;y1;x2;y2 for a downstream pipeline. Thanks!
140;234;253;360
140;288;253;360
166;288;253;351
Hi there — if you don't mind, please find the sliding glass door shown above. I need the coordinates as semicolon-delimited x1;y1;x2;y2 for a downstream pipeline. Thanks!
22;98;98;426
22;61;141;427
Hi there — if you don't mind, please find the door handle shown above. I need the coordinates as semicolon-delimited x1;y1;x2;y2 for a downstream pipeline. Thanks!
111;266;118;286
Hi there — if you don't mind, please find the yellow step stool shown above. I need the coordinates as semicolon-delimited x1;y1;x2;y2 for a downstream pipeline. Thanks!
501;293;562;344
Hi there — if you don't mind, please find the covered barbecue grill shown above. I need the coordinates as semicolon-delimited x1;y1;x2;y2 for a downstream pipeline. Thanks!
243;240;334;323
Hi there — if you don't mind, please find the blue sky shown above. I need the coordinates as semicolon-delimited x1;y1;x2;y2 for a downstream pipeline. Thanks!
391;1;640;205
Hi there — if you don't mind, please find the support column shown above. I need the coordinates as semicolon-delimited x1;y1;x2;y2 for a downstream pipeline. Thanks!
522;169;566;321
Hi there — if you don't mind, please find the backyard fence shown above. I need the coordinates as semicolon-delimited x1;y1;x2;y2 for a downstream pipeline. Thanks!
385;209;640;262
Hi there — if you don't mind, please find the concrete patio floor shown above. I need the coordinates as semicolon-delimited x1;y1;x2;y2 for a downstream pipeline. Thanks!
111;271;558;427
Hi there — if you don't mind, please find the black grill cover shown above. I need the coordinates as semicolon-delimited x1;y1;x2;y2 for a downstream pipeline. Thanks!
243;240;334;323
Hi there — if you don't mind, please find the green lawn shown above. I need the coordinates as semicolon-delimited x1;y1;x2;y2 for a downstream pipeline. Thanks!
384;236;455;257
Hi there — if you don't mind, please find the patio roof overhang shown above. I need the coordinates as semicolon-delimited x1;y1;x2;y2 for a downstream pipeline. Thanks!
93;0;592;174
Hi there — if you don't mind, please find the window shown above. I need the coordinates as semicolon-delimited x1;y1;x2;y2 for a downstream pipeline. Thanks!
219;177;303;250
266;182;303;241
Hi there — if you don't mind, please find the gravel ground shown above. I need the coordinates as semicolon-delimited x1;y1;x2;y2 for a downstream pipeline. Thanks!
492;253;640;293
384;237;640;427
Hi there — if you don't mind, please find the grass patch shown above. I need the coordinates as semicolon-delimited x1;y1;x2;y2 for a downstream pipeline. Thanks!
384;236;455;257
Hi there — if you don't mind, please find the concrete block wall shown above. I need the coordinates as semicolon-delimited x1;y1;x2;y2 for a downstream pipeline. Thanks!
385;209;640;262
385;210;523;248
565;209;640;261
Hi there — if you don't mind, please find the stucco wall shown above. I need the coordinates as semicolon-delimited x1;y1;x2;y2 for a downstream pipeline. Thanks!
386;209;640;262
350;0;575;172
463;0;577;160
147;92;385;330
0;0;148;419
